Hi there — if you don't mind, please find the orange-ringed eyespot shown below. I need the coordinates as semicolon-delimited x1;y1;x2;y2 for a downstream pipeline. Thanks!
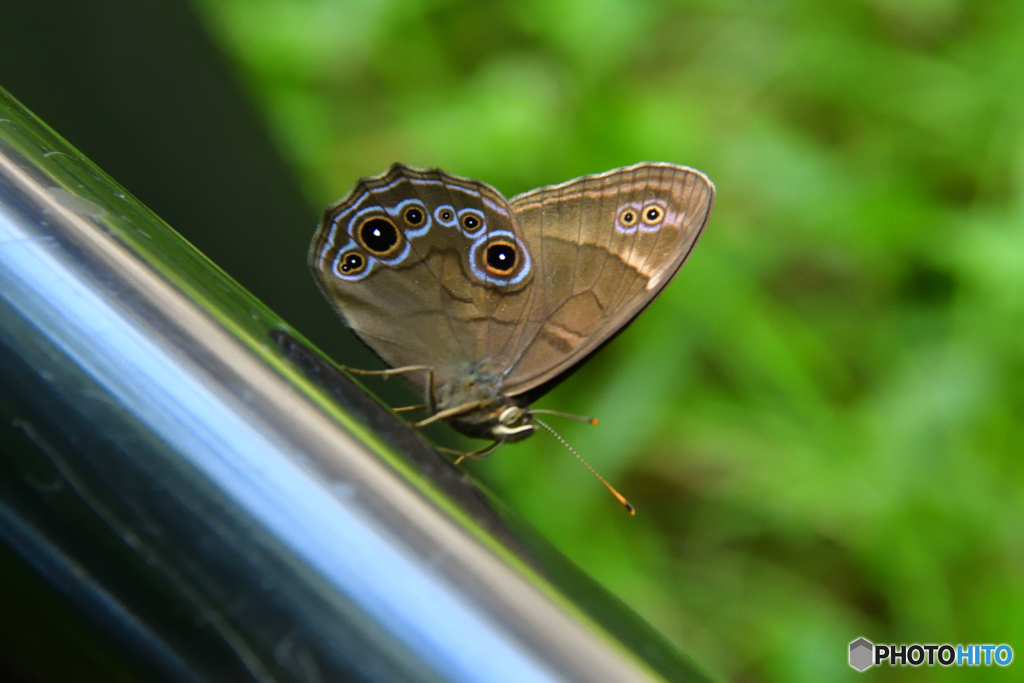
619;207;638;227
485;241;517;274
643;205;664;224
359;216;400;255
403;207;424;226
339;251;365;274
469;229;531;286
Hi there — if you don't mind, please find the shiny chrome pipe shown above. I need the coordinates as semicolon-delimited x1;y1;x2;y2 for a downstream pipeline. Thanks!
0;87;709;682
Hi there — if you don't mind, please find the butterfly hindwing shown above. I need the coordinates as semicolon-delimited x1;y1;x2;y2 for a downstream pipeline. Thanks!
308;163;536;396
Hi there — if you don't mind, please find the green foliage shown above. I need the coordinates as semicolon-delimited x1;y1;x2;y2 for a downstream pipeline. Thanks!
195;0;1024;679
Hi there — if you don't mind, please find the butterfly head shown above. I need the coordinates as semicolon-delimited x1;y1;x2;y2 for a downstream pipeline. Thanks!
442;397;537;443
493;405;536;441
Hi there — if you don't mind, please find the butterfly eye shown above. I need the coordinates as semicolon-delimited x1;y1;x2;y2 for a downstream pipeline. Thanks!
642;205;664;225
618;207;639;227
338;250;366;275
358;216;401;256
403;206;425;226
485;241;517;274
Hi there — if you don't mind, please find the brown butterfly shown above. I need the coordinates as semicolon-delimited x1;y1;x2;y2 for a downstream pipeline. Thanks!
309;162;714;512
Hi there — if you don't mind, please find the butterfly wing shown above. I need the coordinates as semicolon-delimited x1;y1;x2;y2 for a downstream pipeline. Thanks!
308;163;537;396
502;162;714;402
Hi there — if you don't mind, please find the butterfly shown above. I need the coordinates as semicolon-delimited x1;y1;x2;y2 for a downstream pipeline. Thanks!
309;162;714;512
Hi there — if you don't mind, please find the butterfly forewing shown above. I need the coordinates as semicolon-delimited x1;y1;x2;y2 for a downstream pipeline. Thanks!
503;162;714;400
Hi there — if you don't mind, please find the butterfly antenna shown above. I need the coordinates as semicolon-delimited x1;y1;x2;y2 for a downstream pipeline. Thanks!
533;418;634;515
530;409;599;426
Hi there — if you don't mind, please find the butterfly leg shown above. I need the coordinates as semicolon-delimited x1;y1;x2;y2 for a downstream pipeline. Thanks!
411;400;491;429
436;441;503;466
339;364;437;414
392;404;427;414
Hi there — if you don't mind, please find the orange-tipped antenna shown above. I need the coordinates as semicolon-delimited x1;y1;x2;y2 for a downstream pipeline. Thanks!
530;409;599;426
533;418;634;515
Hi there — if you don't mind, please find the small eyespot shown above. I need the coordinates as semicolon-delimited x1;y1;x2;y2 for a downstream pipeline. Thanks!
338;251;366;274
642;205;664;225
462;214;481;232
403;206;424;226
485;241;517;274
619;207;638;227
436;206;455;223
359;216;400;255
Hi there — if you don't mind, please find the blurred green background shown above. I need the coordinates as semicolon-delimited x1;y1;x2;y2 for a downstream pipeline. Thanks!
188;1;1024;680
4;0;1023;680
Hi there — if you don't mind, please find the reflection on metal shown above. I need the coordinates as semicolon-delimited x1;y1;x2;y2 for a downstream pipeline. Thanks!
0;87;711;682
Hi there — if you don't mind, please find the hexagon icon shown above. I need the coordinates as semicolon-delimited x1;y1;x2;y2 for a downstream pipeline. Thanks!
849;638;874;671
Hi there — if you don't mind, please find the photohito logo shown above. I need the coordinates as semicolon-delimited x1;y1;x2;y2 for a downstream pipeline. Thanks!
849;638;1013;671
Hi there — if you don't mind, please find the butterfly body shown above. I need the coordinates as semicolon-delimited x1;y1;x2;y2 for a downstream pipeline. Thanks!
309;162;714;446
429;361;537;442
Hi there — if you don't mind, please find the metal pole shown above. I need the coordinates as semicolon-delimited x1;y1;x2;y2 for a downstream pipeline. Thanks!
0;87;711;682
